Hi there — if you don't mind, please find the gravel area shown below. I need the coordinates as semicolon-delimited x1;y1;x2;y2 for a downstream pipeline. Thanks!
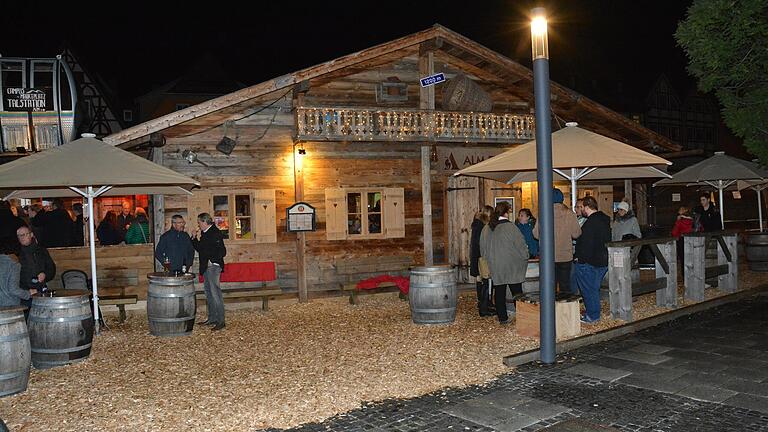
1;266;764;431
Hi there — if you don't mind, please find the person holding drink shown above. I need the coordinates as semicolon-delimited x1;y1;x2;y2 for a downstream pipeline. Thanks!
192;213;227;331
155;215;195;275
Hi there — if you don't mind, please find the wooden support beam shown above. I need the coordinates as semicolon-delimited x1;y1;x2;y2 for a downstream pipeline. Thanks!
294;145;308;303
608;246;633;321
419;50;435;110
648;243;669;275
636;184;648;226
655;240;677;308
624;180;633;209
421;146;434;266
718;234;738;293
151;148;164;272
684;235;706;302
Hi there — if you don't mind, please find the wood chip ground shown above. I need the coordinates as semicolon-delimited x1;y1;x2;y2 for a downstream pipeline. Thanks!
1;266;764;431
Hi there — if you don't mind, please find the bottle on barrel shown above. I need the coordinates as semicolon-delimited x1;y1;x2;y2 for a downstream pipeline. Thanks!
162;255;171;275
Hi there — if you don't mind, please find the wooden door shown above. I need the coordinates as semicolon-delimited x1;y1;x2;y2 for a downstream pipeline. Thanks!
447;176;479;283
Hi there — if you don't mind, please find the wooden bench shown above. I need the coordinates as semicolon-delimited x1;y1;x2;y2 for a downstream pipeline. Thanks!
195;284;282;311
100;295;139;323
340;281;404;305
195;262;281;311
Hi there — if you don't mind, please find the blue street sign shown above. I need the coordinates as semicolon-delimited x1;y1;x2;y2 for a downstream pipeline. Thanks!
420;73;446;87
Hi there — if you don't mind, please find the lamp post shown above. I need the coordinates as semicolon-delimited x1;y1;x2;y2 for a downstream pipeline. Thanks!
531;7;556;364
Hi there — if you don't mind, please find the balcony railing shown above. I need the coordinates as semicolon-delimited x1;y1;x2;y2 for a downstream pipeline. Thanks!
295;107;535;143
0;111;75;152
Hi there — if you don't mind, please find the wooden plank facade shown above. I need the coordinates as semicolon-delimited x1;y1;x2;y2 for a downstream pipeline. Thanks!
103;26;677;301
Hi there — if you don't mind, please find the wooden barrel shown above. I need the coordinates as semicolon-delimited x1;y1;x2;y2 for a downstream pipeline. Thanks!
0;307;30;397
147;273;196;337
746;233;768;271
28;290;93;369
409;265;458;324
441;74;493;112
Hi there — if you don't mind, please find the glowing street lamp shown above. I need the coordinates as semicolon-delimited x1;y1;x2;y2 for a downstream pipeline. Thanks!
531;7;556;364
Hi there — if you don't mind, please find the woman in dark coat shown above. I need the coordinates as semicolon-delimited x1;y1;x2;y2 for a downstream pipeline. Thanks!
97;211;123;246
470;205;494;317
480;202;529;325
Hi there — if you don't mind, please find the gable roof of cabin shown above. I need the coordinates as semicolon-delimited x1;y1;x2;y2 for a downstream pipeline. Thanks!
104;24;680;152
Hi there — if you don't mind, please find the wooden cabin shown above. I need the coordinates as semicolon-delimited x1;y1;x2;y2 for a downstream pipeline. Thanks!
100;25;679;301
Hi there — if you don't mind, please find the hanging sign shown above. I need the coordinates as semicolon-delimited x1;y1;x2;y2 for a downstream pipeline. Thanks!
671;193;681;202
420;73;445;87
732;191;741;199
3;88;51;112
438;147;506;173
286;202;316;232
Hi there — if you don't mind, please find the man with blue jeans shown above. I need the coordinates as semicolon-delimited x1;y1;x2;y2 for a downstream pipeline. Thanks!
574;196;611;323
192;213;227;331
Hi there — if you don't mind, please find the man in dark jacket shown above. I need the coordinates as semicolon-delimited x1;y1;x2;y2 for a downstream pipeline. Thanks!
16;226;56;305
38;199;74;248
574;196;611;323
71;203;84;247
155;215;195;273
192;213;227;331
693;193;722;232
117;202;136;240
0;200;25;254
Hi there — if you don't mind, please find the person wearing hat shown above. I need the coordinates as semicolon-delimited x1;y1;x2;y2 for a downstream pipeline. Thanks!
533;188;582;294
612;200;642;241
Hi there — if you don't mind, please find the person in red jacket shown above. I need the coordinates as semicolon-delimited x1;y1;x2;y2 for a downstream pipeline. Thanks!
672;206;694;277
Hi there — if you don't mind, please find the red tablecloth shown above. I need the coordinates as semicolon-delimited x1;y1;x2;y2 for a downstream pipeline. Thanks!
356;275;410;295
199;262;276;283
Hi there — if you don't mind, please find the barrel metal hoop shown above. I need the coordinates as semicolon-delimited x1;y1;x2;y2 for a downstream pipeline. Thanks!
33;356;88;368
148;316;195;323
32;343;92;354
0;369;28;381
0;316;25;325
148;292;195;299
31;301;89;310
0;332;28;342
412;307;455;313
0;386;28;397
411;283;457;289
29;314;93;323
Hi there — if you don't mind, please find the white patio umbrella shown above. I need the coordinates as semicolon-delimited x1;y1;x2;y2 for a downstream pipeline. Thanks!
737;179;768;231
0;134;200;333
455;122;672;208
655;152;768;229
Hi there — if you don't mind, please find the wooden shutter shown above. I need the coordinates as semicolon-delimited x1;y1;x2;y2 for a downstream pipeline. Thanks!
383;188;405;238
253;189;277;243
187;191;212;235
325;188;347;240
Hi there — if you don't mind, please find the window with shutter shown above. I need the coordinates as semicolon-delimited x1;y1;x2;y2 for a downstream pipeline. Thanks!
383;188;405;238
325;188;347;240
253;189;277;243
187;191;212;235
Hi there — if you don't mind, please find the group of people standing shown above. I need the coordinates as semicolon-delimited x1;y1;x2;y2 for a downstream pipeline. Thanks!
97;202;151;246
469;189;613;325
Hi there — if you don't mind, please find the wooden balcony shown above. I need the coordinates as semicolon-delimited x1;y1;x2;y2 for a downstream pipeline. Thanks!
295;107;535;143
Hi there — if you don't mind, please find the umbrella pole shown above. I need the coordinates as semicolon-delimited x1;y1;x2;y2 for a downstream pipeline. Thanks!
87;186;101;334
571;169;577;211
718;181;725;229
758;187;764;232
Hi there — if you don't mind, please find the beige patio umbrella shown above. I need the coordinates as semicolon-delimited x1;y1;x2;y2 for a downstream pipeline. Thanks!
455;122;672;208
655;152;768;229
0;134;200;333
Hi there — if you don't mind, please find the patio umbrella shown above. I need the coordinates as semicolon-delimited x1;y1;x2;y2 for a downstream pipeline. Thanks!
737;178;768;231
454;122;672;208
654;152;768;229
0;134;200;333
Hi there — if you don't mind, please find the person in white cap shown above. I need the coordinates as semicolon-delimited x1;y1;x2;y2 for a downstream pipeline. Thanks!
612;200;642;241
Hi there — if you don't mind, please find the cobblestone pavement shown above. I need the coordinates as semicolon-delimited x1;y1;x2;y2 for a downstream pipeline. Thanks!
270;293;768;432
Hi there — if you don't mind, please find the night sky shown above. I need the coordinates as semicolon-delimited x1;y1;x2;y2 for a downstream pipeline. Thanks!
1;0;694;107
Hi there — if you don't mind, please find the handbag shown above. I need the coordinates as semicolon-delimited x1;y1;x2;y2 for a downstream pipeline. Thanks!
478;257;491;279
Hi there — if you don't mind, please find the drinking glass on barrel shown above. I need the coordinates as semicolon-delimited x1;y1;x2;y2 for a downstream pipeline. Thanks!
162;256;171;275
